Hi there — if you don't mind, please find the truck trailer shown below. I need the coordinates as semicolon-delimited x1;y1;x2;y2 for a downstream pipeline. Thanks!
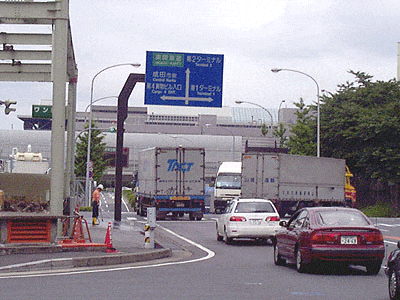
241;152;347;217
136;147;205;220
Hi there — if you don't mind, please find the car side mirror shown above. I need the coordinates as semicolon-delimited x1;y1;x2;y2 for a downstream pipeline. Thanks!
279;220;287;227
397;241;400;249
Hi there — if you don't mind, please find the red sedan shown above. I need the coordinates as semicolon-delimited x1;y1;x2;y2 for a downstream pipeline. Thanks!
274;207;385;274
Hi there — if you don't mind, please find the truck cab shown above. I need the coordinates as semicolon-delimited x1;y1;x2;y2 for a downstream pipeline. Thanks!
345;165;357;207
213;162;241;213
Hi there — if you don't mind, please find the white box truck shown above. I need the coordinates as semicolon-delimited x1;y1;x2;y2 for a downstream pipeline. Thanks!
213;161;241;213
136;147;205;220
241;152;346;217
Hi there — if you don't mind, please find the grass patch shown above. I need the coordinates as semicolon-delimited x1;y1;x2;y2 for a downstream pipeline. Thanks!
360;203;400;218
123;189;136;209
79;206;92;212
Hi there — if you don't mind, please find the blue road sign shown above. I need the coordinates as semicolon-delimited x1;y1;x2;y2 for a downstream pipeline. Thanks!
145;51;223;108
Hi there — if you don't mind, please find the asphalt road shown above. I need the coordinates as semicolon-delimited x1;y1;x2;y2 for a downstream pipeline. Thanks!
0;214;398;300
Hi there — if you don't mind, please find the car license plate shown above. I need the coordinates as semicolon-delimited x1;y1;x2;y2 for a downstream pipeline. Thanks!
341;236;358;245
175;202;184;207
250;219;262;225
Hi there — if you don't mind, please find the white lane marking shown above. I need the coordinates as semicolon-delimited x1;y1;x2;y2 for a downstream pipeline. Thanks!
0;225;215;279
122;198;130;212
378;223;400;227
385;240;398;245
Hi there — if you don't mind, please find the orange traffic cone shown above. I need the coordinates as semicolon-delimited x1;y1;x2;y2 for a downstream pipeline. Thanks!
105;222;117;253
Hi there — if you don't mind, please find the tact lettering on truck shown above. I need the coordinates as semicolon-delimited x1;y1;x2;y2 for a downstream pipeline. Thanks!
167;159;194;172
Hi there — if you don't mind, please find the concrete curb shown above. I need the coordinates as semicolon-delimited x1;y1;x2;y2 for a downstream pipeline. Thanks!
0;248;172;273
0;244;107;255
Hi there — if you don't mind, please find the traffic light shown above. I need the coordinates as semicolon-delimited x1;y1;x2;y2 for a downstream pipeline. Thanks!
2;100;17;115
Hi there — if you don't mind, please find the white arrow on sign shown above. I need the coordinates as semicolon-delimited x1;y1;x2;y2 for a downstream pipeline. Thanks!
160;68;214;105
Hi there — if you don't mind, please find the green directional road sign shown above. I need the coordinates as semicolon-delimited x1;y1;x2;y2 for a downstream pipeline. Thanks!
32;105;52;119
145;51;224;108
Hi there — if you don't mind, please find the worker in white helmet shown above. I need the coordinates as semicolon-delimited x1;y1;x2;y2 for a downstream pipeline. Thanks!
92;184;103;225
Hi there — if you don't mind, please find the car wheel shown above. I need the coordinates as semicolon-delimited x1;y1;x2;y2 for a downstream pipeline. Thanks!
296;248;309;273
274;244;285;266
216;223;223;241
224;228;233;245
366;261;381;275
389;266;400;300
217;233;223;242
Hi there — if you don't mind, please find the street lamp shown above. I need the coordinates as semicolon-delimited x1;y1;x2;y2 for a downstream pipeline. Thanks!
84;96;118;113
235;100;274;126
278;100;285;123
271;68;320;157
85;63;140;206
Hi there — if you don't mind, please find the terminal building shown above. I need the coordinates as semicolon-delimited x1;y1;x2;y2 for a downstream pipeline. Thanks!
1;104;297;185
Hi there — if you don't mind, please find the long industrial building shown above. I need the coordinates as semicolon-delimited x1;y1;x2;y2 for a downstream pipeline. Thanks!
1;105;296;184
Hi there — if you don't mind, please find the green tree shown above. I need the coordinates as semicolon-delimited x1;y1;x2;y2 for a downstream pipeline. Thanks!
261;123;268;136
320;71;400;206
74;123;108;183
285;98;317;156
272;123;288;148
321;71;400;182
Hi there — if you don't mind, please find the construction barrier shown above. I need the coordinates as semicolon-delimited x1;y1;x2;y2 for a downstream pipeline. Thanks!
144;223;154;249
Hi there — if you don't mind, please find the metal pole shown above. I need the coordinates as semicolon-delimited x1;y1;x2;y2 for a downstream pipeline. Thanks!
278;100;285;123
84;96;118;113
50;0;68;237
84;64;140;208
115;73;145;226
271;68;320;157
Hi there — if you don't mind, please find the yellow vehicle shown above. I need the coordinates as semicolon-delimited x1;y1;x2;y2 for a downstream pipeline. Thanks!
345;166;357;207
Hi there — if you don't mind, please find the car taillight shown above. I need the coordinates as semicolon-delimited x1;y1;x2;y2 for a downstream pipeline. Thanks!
363;231;384;245
266;216;280;222
230;216;247;222
310;231;338;244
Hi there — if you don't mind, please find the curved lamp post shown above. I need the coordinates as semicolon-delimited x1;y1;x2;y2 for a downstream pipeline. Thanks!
84;95;118;113
235;100;274;126
271;68;320;157
85;63;140;206
278;100;285;123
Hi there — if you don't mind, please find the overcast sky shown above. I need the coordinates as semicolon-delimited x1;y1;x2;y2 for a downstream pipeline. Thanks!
0;0;399;130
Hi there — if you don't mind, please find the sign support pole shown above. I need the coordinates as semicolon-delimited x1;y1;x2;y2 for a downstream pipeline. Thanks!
114;73;145;227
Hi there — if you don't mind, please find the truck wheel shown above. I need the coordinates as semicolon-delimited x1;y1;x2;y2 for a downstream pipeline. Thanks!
189;213;195;221
196;213;203;221
139;206;145;217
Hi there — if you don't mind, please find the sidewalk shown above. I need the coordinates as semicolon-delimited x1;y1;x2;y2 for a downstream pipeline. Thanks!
0;212;172;273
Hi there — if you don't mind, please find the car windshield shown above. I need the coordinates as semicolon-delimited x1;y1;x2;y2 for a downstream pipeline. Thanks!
215;175;241;189
235;202;275;213
316;210;371;227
